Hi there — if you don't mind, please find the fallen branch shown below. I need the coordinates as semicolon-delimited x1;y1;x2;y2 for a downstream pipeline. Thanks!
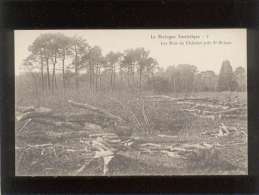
214;107;247;114
68;100;123;122
27;143;53;148
18;118;32;132
72;159;93;176
16;106;35;113
17;107;54;121
32;118;83;130
108;97;143;130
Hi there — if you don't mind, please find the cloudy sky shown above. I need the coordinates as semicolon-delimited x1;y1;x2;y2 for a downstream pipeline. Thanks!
15;29;246;75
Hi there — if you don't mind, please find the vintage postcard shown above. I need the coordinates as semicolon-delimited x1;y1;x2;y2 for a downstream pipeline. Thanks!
15;29;247;176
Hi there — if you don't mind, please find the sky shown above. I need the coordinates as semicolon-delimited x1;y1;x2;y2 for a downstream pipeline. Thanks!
15;29;247;75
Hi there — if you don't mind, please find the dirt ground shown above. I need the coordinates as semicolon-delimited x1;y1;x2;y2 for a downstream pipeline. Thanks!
15;90;247;176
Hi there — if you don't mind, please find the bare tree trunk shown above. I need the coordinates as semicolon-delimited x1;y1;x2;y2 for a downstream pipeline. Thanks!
74;46;79;89
89;64;92;93
75;66;79;89
120;66;123;83
62;51;66;89
174;78;176;92
139;69;142;90
30;72;39;97
51;54;57;92
131;65;135;88
99;67;102;90
88;63;91;91
151;72;154;91
99;71;102;90
46;57;51;91
127;66;130;87
110;67;113;91
89;62;95;94
40;53;44;91
95;65;98;91
113;64;116;90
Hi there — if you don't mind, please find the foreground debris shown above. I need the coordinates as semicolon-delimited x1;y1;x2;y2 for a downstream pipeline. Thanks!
15;96;247;176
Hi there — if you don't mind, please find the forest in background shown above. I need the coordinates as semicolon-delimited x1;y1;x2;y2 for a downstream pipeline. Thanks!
17;33;247;97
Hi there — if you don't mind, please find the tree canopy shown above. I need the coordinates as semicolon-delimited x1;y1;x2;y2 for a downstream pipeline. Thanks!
24;33;246;95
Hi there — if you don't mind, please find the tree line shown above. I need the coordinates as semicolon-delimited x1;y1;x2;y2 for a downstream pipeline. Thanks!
22;33;246;95
154;60;246;93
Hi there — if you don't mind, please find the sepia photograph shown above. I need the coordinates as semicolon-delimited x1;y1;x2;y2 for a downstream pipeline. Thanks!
15;29;247;176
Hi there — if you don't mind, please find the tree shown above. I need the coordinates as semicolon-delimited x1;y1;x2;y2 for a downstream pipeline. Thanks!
22;54;41;96
121;49;136;88
71;36;90;89
145;58;158;90
28;34;52;91
165;65;177;92
47;34;61;91
217;60;235;91
195;71;217;91
174;64;197;92
121;48;155;91
56;34;72;89
83;46;104;93
234;66;246;91
105;52;122;90
28;33;73;92
151;76;170;94
135;48;150;90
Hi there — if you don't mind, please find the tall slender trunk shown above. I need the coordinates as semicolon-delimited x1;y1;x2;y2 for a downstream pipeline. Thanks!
113;64;116;90
52;65;55;92
131;64;135;87
74;46;79;89
54;71;57;89
52;54;57;92
110;68;113;90
95;65;98;91
173;78;176;92
151;72;154;91
75;67;78;89
99;67;102;90
62;51;66;89
30;72;39;97
139;68;142;90
127;66;130;87
40;53;44;91
90;62;95;94
89;63;92;93
120;66;123;83
46;57;50;90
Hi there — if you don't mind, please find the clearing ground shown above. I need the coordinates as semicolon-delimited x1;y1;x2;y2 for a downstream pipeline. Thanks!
15;90;247;176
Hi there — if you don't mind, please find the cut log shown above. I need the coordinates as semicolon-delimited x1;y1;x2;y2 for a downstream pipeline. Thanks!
16;106;35;113
32;118;83;130
17;108;54;121
215;107;247;114
64;113;115;128
68;100;123;122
